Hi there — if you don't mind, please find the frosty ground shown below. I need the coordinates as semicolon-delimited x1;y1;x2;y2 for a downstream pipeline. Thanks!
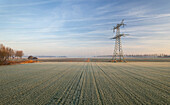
0;62;169;105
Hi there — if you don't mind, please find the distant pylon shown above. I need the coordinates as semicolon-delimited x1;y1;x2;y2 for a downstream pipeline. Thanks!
111;19;129;62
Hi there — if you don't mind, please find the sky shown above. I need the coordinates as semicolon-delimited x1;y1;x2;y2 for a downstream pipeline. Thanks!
0;0;170;57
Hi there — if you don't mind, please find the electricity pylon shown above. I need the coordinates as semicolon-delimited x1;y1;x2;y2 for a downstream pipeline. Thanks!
111;19;129;62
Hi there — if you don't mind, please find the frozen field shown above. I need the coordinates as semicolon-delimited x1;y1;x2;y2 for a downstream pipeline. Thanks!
0;62;170;105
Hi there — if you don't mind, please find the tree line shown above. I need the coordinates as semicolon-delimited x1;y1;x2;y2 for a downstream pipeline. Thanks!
0;44;24;64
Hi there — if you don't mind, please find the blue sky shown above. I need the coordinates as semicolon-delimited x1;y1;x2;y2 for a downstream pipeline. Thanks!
0;0;170;56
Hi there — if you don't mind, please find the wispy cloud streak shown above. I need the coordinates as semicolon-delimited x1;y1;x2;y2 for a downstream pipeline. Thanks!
0;0;170;55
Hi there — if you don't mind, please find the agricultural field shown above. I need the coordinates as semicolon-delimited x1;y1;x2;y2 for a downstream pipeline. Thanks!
0;62;170;105
38;57;170;62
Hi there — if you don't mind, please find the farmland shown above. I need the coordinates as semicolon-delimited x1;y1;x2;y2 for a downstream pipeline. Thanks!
0;62;170;105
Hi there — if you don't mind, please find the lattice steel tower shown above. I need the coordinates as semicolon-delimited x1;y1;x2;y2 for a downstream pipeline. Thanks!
111;19;128;62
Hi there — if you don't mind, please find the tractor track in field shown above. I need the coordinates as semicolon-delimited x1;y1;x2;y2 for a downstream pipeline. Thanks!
90;63;105;105
125;63;170;80
99;63;154;104
91;63;116;104
70;65;85;105
128;63;170;72
125;65;170;87
75;63;87;105
118;67;170;103
91;62;120;105
0;66;53;87
86;63;94;104
135;66;170;75
4;64;75;105
102;63;170;104
105;63;170;88
0;64;69;96
1;62;170;105
62;64;84;105
46;63;83;105
47;70;78;105
57;67;83;105
0;64;66;86
2;65;68;104
30;64;80;105
119;65;170;94
46;63;86;105
114;62;169;76
94;63;132;105
78;63;88;104
118;67;170;104
95;62;145;105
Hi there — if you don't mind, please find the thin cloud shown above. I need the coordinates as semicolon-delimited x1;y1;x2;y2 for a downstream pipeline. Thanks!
0;0;58;7
0;0;170;55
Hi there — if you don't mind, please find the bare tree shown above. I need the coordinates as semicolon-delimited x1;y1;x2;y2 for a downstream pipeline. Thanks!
15;51;24;59
0;44;11;63
0;44;24;64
